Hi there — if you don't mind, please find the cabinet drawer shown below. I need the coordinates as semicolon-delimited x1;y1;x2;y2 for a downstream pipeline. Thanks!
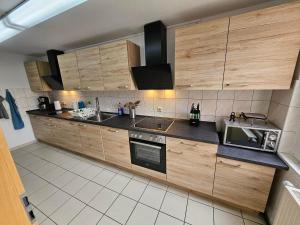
213;157;275;212
166;137;217;195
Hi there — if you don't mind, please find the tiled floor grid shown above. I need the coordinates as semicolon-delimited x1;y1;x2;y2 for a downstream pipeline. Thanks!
12;143;267;225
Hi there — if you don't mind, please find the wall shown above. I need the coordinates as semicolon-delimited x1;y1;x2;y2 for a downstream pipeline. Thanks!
0;51;46;149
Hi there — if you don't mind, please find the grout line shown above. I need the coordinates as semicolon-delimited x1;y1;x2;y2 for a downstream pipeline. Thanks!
183;192;189;223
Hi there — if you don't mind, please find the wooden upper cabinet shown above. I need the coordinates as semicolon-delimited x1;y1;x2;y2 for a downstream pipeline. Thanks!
175;18;229;90
76;46;104;91
24;61;51;92
213;157;275;212
224;1;300;90
167;137;217;196
58;52;81;90
100;40;140;90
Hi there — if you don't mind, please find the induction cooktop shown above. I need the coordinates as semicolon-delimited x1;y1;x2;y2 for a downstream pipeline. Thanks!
133;117;174;132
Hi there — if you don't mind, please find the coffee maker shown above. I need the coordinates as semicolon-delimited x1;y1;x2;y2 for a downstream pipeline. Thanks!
38;96;50;110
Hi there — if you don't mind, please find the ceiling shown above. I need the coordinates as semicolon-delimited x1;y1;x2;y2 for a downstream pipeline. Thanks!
0;0;278;56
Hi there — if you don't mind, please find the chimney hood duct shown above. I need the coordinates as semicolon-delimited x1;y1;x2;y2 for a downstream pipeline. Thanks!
43;49;64;90
132;21;173;90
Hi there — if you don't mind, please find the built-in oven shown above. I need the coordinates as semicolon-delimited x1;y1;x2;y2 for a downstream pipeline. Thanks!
129;130;166;173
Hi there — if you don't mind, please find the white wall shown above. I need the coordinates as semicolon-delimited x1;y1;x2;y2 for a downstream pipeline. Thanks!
0;51;44;149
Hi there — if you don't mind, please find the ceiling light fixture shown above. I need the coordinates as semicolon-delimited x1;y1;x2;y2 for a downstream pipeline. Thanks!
0;0;87;43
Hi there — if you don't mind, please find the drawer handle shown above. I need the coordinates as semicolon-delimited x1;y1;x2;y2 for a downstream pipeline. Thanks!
107;129;119;133
118;85;129;89
219;160;241;168
180;141;198;147
167;149;183;155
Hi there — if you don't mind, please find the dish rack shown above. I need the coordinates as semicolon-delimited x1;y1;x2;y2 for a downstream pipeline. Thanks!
69;108;96;119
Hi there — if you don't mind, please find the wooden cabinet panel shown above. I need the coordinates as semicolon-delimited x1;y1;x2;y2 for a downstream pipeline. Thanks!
24;61;51;92
166;137;217;196
224;1;300;90
213;157;275;212
58;52;80;90
175;18;229;90
101;126;131;168
100;40;140;90
29;115;54;143
76;47;104;91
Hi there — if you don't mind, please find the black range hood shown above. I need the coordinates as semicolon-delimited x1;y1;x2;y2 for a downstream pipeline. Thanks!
43;49;64;90
132;21;173;90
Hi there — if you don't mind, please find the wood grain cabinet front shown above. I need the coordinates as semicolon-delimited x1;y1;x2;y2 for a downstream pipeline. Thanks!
101;126;131;168
213;157;275;212
29;115;54;143
166;137;217;196
24;61;51;92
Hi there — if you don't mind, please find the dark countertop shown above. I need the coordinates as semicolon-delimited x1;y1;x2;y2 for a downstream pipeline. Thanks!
217;145;288;170
27;109;288;170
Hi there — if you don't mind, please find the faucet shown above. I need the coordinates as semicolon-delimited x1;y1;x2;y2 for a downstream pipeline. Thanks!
95;97;101;120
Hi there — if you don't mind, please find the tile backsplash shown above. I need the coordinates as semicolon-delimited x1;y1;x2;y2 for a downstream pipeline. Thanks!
49;90;272;131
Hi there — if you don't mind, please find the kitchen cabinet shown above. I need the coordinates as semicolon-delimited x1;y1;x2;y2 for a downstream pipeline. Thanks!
57;52;81;90
76;46;104;91
24;61;51;92
29;115;54;143
100;40;140;90
175;18;229;90
101;126;131;168
223;1;300;90
213;157;275;212
166;137;217;196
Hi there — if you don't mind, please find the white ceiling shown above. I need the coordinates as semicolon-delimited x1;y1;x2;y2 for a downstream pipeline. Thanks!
0;0;277;56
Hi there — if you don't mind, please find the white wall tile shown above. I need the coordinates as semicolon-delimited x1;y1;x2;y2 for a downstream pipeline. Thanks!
175;99;188;114
202;90;218;99
217;91;234;100
268;102;289;129
201;100;217;116
233;100;251;113
216;100;233;116
175;90;189;99
250;101;270;114
234;90;253;100
253;90;272;101
188;90;202;100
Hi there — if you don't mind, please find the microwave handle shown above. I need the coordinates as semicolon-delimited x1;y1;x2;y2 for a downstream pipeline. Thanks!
263;131;270;150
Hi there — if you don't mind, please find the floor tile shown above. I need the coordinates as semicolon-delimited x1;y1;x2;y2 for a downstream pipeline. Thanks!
75;181;103;204
51;171;77;188
214;209;244;225
16;165;31;177
121;179;147;201
25;158;48;171
21;173;48;195
106;195;136;224
140;185;166;210
149;179;168;190
62;175;89;195
244;220;262;225
118;170;134;178
155;212;184;225
88;187;118;213
106;174;130;193
161;192;187;221
133;174;150;184
127;203;158;225
97;215;120;225
42;166;66;182
69;161;91;175
167;186;188;198
41;218;56;225
34;163;58;177
60;158;81;170
188;193;212;207
69;206;103;225
100;163;120;173
33;207;47;224
29;183;58;205
185;199;213;225
50;197;85;225
38;190;71;216
92;169;116;186
80;165;103;180
213;201;242;217
242;211;266;225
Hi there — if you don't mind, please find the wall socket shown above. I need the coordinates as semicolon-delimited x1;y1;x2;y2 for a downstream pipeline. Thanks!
157;106;163;112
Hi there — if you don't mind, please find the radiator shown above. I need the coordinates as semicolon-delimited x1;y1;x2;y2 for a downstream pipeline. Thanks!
273;182;300;225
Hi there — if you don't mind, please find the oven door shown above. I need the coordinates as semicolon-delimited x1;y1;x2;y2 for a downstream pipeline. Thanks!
129;138;166;173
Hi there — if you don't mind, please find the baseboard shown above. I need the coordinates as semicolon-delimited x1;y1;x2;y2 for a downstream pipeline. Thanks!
10;140;37;151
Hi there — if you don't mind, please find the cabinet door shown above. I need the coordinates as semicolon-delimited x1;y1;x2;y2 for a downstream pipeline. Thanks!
213;157;275;212
224;1;300;90
175;18;229;90
79;123;104;160
76;47;104;91
24;61;43;92
58;53;81;90
101;126;131;168
29;115;54;143
166;137;217;196
100;40;133;90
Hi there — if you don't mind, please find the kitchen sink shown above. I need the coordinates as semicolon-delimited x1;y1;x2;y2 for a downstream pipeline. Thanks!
86;113;116;122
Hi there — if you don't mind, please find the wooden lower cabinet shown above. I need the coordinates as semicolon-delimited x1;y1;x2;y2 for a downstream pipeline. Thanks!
213;157;275;212
166;137;217;196
29;115;55;143
101;126;131;169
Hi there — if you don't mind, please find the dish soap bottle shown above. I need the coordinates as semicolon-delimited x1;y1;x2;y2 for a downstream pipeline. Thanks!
118;103;123;116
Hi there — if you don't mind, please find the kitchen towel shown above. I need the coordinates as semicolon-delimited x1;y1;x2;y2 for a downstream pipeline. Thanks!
5;89;24;130
0;95;9;119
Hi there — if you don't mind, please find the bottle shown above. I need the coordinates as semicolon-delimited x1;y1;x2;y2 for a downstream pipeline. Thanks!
118;103;122;116
196;103;200;119
190;103;194;119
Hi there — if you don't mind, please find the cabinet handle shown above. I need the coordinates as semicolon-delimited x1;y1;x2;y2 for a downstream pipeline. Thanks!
107;128;119;133
118;85;129;89
219;160;241;168
180;141;198;147
176;84;193;88
167;149;183;155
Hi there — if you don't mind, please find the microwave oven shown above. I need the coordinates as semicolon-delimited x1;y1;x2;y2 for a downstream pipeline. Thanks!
223;119;281;152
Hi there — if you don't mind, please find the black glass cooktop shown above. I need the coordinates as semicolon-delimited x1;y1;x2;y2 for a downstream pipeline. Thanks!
133;117;174;132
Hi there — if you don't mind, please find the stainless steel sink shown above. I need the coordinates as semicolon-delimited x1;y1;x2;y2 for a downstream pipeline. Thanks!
86;113;116;122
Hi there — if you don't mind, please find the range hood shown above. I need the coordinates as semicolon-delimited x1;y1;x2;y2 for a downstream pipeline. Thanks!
43;49;64;90
132;21;173;90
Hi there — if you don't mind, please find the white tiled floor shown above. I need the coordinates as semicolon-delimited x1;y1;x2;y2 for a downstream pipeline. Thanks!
12;142;267;225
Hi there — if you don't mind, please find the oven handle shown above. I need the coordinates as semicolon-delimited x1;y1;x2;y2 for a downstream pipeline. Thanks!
130;141;162;149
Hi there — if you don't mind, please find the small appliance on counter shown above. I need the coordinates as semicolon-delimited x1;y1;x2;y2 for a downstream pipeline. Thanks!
189;103;200;126
38;96;50;110
54;101;62;111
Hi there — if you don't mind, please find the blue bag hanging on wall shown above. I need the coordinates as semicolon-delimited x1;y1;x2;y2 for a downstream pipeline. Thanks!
5;89;24;130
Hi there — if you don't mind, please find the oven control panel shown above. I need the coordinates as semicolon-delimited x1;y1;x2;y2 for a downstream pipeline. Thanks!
129;130;166;144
